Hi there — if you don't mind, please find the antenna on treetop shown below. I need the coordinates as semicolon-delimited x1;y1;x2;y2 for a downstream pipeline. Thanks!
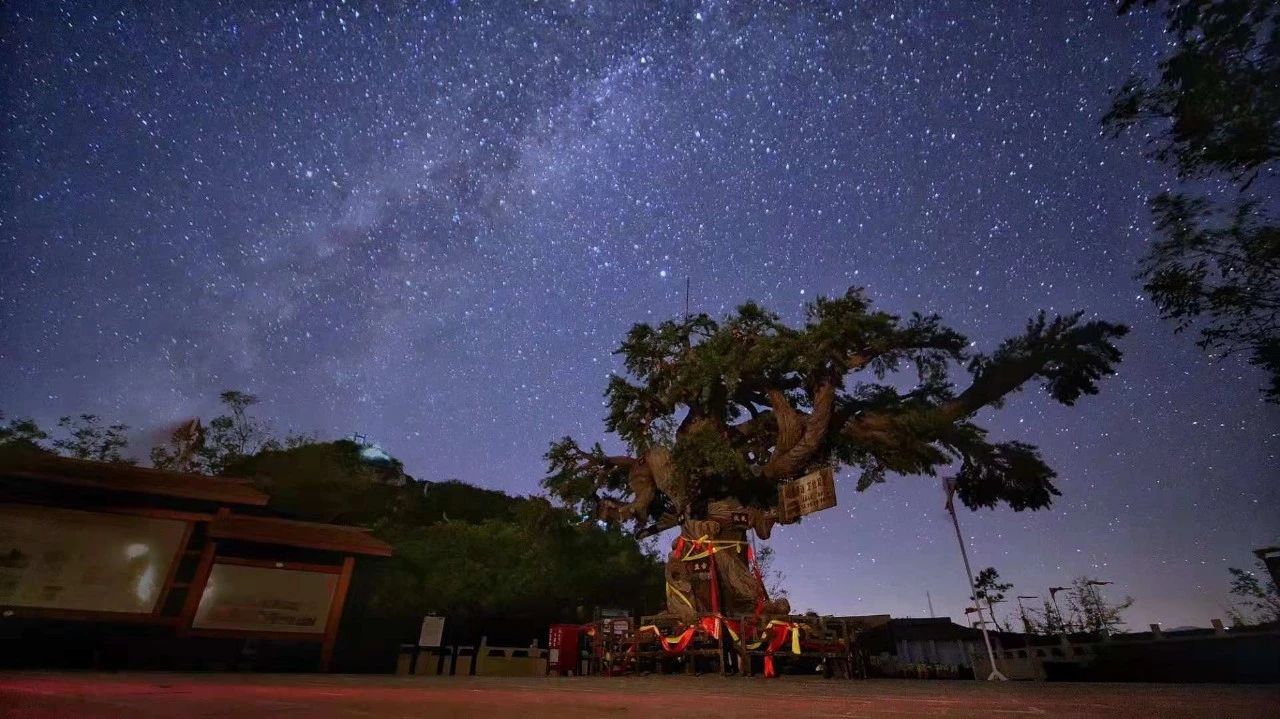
685;276;691;318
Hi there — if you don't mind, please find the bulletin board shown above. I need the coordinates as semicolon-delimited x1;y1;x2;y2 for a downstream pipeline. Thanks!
191;562;338;634
0;503;187;614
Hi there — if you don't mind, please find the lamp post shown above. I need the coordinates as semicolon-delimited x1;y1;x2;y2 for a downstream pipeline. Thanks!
1084;580;1114;635
943;478;1006;681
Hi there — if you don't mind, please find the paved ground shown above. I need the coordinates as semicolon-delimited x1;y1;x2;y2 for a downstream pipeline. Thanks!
2;673;1278;719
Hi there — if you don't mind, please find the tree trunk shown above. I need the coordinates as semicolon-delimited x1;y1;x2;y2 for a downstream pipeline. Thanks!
662;512;789;623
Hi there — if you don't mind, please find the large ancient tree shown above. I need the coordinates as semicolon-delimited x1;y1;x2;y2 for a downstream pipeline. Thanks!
544;289;1127;623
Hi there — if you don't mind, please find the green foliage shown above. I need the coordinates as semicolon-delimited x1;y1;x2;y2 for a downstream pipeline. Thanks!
52;414;132;464
366;499;663;624
0;412;48;451
152;390;281;474
1140;192;1280;400
1;411;133;462
1107;0;1278;180
672;421;755;510
966;312;1130;408
953;440;1059;511
543;437;631;514
547;287;1126;526
973;567;1013;603
1226;561;1280;625
1106;0;1279;401
227;438;664;634
203;390;279;470
1066;576;1134;635
226;440;409;527
973;566;1014;632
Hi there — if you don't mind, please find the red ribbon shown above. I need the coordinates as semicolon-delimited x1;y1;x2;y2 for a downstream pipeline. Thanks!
660;626;695;654
762;623;793;678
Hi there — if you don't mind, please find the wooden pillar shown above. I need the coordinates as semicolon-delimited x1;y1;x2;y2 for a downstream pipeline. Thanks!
320;555;356;672
153;520;195;617
177;539;218;636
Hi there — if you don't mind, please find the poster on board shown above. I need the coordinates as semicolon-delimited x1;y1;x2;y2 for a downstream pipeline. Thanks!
0;504;186;614
192;563;338;634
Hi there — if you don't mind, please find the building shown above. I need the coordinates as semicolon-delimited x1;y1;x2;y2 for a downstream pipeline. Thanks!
850;616;985;678
0;449;392;671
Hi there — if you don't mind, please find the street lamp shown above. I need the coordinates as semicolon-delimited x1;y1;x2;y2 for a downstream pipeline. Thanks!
1084;580;1114;635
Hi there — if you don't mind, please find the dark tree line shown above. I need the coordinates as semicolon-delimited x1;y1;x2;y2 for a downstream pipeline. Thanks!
975;567;1134;636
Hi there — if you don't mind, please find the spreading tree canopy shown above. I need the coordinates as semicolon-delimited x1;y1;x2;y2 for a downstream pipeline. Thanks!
545;288;1127;535
544;289;1125;620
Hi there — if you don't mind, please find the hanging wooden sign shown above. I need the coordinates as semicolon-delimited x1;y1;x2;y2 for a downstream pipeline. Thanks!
777;468;837;523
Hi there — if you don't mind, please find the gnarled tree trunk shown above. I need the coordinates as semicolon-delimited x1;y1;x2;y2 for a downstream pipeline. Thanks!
661;500;789;623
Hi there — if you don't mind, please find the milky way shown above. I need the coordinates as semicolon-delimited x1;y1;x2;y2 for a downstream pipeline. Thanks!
2;1;1276;629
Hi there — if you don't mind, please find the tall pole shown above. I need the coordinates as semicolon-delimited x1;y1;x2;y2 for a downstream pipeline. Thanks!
1084;580;1114;635
927;591;936;618
944;479;1006;681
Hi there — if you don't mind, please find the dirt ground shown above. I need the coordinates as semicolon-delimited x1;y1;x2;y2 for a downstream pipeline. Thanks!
2;673;1278;719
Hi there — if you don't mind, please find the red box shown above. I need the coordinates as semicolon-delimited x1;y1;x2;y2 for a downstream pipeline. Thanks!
547;624;580;676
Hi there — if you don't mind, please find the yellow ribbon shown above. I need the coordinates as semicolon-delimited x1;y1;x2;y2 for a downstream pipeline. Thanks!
745;620;804;654
680;534;748;561
666;582;695;610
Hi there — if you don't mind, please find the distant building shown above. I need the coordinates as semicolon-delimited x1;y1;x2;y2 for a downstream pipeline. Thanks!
855;617;985;676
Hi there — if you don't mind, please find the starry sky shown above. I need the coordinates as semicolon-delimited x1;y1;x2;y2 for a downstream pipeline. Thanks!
2;1;1276;631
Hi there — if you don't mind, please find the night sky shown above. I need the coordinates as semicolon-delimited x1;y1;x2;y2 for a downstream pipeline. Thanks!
2;2;1276;631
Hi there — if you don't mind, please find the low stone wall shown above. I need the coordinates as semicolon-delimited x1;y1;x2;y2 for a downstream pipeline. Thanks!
476;646;549;677
395;640;548;677
972;627;1280;683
